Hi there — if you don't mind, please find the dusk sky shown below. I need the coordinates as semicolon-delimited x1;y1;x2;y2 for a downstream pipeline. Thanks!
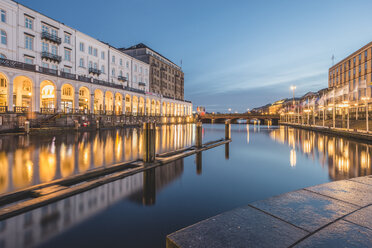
18;0;372;112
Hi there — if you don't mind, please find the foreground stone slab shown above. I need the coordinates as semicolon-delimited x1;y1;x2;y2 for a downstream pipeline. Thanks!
167;206;308;248
306;179;372;207
344;205;372;230
294;220;372;247
250;189;358;232
349;175;372;186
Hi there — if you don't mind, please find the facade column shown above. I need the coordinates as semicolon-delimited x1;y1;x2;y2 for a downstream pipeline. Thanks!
102;93;105;113
33;85;40;113
74;91;79;111
90;93;94;113
112;95;116;114
7;81;13;112
56;89;61;112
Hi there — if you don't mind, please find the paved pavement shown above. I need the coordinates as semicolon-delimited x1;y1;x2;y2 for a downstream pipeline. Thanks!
167;175;372;248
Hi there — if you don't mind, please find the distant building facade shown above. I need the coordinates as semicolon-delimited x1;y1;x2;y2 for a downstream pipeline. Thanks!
121;43;184;100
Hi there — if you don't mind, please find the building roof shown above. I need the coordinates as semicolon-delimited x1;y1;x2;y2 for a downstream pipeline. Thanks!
121;43;181;68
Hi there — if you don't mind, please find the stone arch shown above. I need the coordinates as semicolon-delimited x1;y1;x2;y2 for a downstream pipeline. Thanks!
171;103;174;116
162;102;166;116
94;89;104;113
146;98;150;115
0;72;8;111
132;95;138;114
13;75;33;113
105;91;114;114
167;102;170;116
151;99;156;115
125;94;131;113
40;80;56;113
61;84;74;113
139;97;145;115
156;100;160;115
79;86;90;113
115;92;123;115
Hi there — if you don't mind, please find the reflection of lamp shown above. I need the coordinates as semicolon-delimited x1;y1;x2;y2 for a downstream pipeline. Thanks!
28;92;32;96
290;149;296;167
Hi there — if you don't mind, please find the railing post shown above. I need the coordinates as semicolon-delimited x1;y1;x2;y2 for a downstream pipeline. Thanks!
195;121;203;148
143;122;155;163
225;120;231;140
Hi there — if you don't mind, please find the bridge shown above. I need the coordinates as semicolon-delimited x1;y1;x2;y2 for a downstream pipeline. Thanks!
199;113;280;125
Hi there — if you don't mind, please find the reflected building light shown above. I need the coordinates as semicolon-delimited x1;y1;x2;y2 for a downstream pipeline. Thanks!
318;138;324;153
303;140;311;154
0;152;8;193
360;151;370;169
337;156;350;173
328;140;335;157
290;149;297;167
246;124;250;144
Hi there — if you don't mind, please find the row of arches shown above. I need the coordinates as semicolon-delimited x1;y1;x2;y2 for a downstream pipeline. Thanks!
0;73;191;116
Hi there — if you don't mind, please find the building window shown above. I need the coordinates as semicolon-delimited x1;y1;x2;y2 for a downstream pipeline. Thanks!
64;34;71;44
119;70;123;76
365;63;367;71
353;57;356;64
112;56;115;63
79;58;84;67
126;61;129;68
42;42;49;52
359;54;362;62
42;62;48;68
133;75;137;83
24;57;33;64
79;42;84;52
145;69;148;75
51;45;57;55
51;64;57;70
64;49;71;61
120;59;123;66
51;29;57;37
0;53;6;59
93;48;97;57
42;24;49;33
25;35;33;50
101;65;105;73
94;62;97;69
25;17;33;30
0;30;7;45
88;61;92;68
140;67;143;73
101;51;105;59
359;65;361;73
112;68;115;77
134;64;137;72
88;46;92;55
64;67;71;73
126;73;129;81
0;9;5;23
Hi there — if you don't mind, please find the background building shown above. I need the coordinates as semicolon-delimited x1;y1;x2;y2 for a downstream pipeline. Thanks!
121;43;184;100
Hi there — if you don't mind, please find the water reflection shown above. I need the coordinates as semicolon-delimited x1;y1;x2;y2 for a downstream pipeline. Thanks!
269;126;372;180
0;124;194;194
0;159;184;248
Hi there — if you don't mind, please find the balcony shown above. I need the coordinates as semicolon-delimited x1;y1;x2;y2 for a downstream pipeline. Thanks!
139;82;146;86
41;52;62;63
118;76;127;82
41;31;61;44
60;71;76;80
39;66;58;76
89;67;101;75
78;75;91;83
0;58;36;71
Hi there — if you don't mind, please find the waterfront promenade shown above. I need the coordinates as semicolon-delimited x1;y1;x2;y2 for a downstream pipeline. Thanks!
167;175;372;247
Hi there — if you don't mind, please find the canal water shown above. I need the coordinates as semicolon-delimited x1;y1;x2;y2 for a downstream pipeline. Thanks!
0;124;371;248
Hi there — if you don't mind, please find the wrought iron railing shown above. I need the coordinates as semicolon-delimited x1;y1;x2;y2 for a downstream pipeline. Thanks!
41;52;62;63
0;58;36;71
0;106;7;113
14;106;29;113
88;67;101;75
40;108;56;114
39;66;58;75
41;31;61;44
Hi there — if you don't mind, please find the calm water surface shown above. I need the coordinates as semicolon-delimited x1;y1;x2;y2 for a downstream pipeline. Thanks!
0;124;371;248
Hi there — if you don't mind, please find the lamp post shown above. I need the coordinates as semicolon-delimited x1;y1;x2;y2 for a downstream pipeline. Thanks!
361;97;370;132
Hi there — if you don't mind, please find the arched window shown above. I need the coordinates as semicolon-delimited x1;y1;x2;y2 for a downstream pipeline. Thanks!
0;53;6;59
0;30;7;45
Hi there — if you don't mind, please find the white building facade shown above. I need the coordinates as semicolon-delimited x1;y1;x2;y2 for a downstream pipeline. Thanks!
0;0;192;116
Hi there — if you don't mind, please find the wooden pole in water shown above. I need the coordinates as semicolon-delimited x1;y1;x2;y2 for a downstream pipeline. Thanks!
195;122;202;148
143;122;155;163
225;120;231;140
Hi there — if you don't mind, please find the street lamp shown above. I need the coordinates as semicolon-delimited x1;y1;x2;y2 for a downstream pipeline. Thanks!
361;97;370;132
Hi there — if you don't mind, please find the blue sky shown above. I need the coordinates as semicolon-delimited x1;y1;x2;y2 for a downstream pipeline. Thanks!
18;0;372;112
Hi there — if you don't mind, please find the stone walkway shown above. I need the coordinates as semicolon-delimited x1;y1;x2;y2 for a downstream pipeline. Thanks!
166;176;372;248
